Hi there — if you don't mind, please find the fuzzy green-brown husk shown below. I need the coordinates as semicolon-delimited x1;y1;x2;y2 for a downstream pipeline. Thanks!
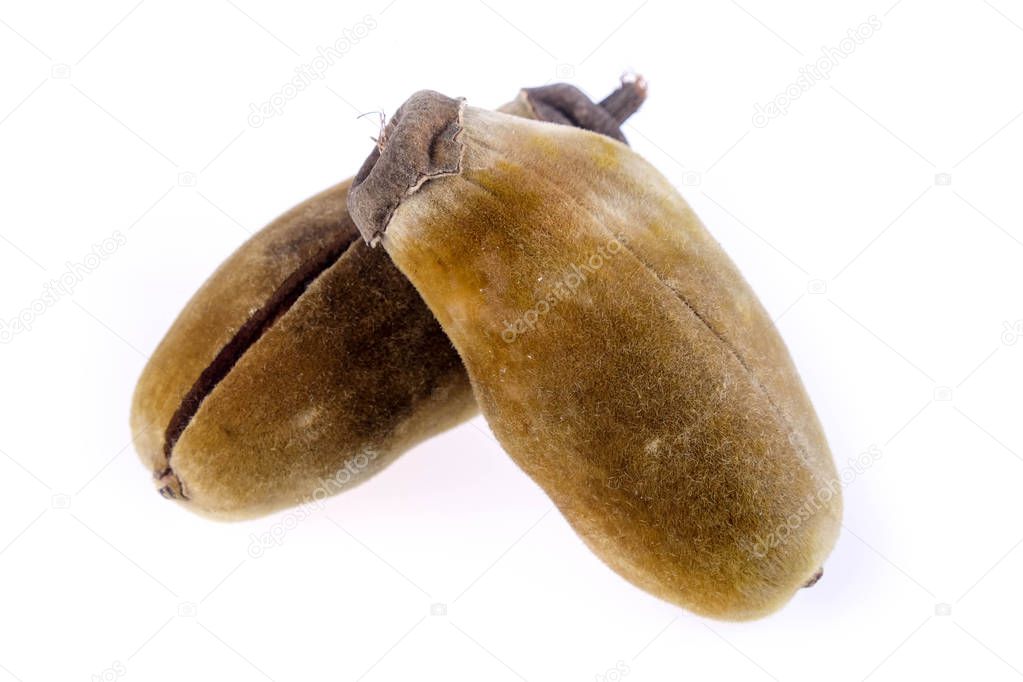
347;92;842;620
131;82;645;519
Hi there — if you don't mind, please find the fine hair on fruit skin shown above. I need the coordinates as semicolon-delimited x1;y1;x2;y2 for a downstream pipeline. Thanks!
130;79;647;519
347;90;842;620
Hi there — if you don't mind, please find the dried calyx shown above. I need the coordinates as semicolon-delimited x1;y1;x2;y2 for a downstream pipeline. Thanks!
350;78;646;246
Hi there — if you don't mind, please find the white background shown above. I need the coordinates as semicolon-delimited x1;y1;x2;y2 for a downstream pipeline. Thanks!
1;0;1022;680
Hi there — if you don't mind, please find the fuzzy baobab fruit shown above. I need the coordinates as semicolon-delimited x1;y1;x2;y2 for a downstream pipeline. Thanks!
130;79;647;519
347;90;841;620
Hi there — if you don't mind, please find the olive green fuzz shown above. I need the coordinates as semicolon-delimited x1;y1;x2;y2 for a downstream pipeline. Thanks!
347;93;841;620
157;227;357;499
131;80;647;519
